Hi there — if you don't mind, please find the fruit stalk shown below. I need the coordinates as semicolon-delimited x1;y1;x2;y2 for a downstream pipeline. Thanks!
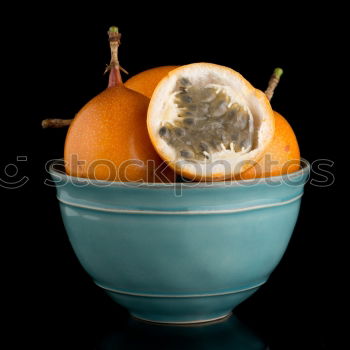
41;26;127;128
42;118;73;128
105;26;125;88
265;68;283;101
42;67;283;128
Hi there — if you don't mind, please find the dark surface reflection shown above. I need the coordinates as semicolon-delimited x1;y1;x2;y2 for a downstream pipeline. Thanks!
96;314;267;350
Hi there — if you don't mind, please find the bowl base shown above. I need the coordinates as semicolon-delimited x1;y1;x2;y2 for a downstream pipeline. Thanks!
103;282;262;325
130;311;232;326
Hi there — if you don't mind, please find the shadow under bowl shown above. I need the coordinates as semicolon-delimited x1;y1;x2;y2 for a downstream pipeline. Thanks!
50;160;309;324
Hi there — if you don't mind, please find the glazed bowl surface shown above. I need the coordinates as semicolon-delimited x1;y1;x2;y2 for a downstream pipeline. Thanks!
50;161;309;323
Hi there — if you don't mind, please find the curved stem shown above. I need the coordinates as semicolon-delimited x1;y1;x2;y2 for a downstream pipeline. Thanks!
265;67;283;101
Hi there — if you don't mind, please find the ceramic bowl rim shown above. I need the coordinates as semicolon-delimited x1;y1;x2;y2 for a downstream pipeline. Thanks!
49;158;310;190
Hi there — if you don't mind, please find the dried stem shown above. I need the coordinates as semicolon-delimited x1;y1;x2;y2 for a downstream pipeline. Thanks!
265;67;283;101
42;118;73;128
42;66;284;128
41;26;128;129
104;26;127;88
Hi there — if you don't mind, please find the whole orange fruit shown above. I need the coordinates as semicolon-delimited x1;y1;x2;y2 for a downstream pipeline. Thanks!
64;28;175;183
125;66;179;98
240;111;300;179
64;86;170;182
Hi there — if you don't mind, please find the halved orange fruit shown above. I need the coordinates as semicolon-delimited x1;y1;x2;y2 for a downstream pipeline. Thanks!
147;63;275;181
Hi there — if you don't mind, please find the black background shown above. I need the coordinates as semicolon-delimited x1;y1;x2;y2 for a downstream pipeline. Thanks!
2;8;341;349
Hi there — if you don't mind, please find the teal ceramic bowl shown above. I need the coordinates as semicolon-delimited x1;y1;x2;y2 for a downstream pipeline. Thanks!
50;161;309;324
